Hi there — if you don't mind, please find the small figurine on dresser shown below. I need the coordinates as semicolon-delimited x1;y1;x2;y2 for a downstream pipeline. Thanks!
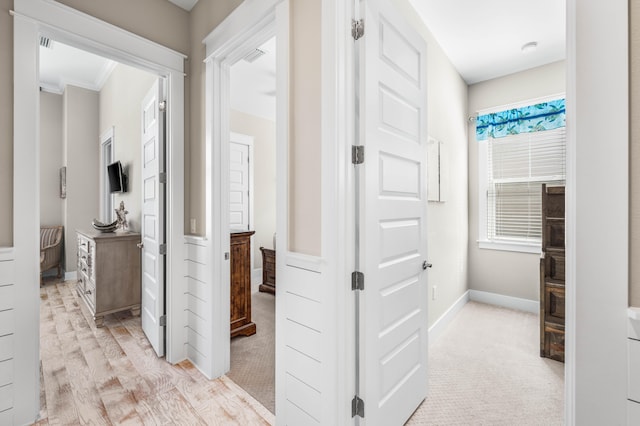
115;201;129;231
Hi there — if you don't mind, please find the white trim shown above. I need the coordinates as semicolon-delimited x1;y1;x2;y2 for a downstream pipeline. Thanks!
94;59;118;90
184;235;208;245
567;0;628;423
251;267;262;294
323;0;354;423
565;1;576;423
428;291;470;344
99;127;115;222
0;248;15;261
469;290;538;314
477;240;541;254
284;252;323;273
202;0;285;382
64;271;77;281
13;1;185;422
475;92;565;116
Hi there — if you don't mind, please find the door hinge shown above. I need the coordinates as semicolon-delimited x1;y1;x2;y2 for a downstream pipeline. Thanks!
159;172;167;184
351;395;365;418
159;244;167;255
352;145;365;165
159;100;167;112
351;19;364;40
352;271;364;291
159;315;167;327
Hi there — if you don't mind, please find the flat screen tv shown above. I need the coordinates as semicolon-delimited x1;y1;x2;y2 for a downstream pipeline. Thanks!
107;161;128;193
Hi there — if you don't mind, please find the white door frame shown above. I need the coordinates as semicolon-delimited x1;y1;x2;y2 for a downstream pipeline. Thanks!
99;126;115;222
202;0;287;379
12;1;185;422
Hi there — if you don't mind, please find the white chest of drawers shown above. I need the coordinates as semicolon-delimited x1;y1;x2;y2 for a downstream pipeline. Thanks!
76;230;142;327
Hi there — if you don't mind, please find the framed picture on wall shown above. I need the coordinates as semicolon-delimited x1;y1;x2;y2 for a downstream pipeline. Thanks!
60;166;66;199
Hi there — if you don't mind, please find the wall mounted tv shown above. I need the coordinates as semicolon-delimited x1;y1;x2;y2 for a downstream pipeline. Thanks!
107;161;128;193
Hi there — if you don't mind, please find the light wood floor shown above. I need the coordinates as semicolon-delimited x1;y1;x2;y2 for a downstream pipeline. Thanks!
37;279;274;425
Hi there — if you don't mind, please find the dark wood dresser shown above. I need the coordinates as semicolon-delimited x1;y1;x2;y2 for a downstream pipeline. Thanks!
540;185;565;362
230;231;256;337
259;247;276;294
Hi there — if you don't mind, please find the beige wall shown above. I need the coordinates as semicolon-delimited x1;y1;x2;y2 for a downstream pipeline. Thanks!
289;0;321;255
230;110;277;270
40;92;64;228
396;0;470;326
0;0;13;246
187;0;243;235
55;0;189;55
468;61;566;301
631;0;640;307
63;86;99;271
99;63;157;232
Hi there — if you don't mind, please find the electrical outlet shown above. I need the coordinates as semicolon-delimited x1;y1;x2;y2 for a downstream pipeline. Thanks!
432;285;438;301
190;218;196;234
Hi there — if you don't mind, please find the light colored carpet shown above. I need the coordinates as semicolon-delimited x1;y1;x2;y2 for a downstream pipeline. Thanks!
228;291;276;414
407;301;564;425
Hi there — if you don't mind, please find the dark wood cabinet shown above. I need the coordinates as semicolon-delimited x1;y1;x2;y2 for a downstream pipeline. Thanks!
230;231;256;338
259;247;276;294
540;185;565;362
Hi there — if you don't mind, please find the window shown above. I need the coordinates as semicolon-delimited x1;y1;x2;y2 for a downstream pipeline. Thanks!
477;97;566;253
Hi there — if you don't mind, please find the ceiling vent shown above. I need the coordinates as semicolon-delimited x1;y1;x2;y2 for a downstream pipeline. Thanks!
243;48;266;63
40;36;53;49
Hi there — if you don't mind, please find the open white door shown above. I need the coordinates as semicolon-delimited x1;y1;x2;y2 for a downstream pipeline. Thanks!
359;0;429;424
141;79;166;357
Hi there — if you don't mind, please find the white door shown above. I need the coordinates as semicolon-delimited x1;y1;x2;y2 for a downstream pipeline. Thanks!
229;133;253;231
360;0;429;424
141;79;166;357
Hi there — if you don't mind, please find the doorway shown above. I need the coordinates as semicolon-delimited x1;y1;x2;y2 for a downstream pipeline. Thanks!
225;36;278;413
13;4;187;419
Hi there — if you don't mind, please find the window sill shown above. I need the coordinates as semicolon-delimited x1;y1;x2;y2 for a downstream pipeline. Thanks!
477;240;541;254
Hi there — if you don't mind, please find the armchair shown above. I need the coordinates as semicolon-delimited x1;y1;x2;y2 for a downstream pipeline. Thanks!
40;225;63;284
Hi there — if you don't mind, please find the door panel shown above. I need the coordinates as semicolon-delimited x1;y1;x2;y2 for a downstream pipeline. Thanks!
361;0;428;424
141;79;166;357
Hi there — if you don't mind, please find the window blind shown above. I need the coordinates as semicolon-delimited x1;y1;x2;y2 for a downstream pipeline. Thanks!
487;127;566;243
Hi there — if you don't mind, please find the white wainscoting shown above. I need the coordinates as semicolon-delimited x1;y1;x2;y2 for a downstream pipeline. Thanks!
277;253;324;425
0;248;15;423
183;237;212;377
628;307;640;422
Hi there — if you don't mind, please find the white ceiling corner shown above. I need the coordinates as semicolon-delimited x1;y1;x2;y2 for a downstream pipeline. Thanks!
39;41;118;94
408;0;566;84
167;0;199;12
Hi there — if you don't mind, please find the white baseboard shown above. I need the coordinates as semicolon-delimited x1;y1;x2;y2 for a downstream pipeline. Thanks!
251;268;262;294
469;289;538;314
428;290;470;345
64;270;77;281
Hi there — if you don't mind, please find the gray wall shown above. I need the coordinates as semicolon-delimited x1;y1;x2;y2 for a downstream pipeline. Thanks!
62;86;100;271
467;61;566;301
40;91;64;227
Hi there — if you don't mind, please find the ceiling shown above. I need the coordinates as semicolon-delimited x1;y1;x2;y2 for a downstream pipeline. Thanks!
408;0;566;84
39;39;116;94
39;0;566;111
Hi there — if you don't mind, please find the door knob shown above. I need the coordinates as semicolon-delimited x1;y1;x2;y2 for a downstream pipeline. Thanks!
422;261;432;270
137;242;144;249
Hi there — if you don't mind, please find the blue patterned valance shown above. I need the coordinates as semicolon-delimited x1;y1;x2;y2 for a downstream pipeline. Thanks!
476;98;565;141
